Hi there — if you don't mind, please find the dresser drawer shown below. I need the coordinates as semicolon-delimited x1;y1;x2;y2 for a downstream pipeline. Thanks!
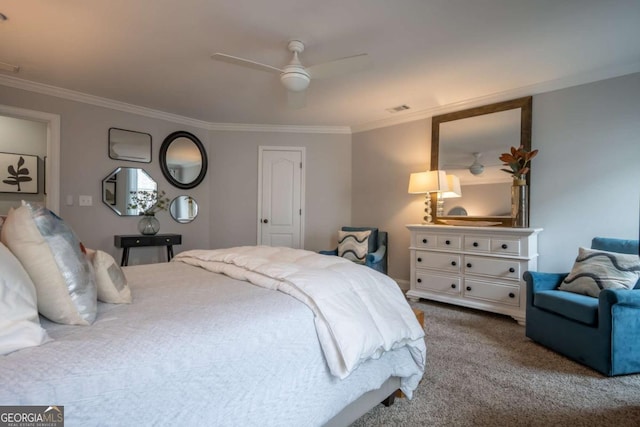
491;238;521;255
415;251;461;272
436;235;461;250
415;271;461;295
464;236;490;252
463;255;521;280
463;279;520;307
415;233;437;249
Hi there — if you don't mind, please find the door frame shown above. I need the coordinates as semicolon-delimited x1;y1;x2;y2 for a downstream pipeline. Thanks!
0;104;60;214
257;146;306;248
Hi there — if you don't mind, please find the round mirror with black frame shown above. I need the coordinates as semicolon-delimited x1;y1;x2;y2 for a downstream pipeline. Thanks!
160;131;208;189
169;195;198;224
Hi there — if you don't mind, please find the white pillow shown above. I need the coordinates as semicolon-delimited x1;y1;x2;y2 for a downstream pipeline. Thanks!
0;202;97;325
0;241;51;355
337;229;371;264
559;247;640;297
86;248;132;304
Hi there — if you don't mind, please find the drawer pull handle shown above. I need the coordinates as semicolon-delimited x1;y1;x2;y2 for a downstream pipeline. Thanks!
445;240;451;245
466;263;472;268
501;244;508;249
417;278;422;283
509;292;515;298
422;238;427;244
166;239;171;242
466;286;472;291
473;242;479;247
451;261;457;266
417;257;422;262
451;284;456;289
509;267;516;273
135;240;140;244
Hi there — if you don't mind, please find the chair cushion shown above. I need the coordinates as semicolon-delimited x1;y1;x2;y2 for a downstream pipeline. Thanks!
558;247;640;297
338;229;371;264
534;290;599;326
342;227;378;254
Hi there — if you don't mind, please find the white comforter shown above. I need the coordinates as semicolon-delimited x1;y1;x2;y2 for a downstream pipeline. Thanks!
174;246;426;382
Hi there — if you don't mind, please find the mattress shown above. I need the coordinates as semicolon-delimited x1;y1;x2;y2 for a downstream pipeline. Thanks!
0;262;424;426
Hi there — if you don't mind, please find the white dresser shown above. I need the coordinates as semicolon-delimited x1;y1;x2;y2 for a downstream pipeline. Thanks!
407;224;542;325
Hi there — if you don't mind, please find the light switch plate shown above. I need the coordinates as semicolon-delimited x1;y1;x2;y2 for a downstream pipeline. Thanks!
79;195;93;206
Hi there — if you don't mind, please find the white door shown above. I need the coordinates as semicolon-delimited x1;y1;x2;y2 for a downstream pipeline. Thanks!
257;147;305;248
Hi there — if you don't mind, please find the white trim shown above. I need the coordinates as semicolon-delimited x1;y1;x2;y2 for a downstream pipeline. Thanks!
257;146;306;249
2;60;638;135
0;75;350;135
351;60;640;133
0;104;60;214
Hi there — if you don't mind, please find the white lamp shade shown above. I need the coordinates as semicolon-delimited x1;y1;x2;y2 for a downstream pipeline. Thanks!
408;170;449;194
442;174;462;198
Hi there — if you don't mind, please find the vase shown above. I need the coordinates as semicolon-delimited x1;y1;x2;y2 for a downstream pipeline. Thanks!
511;178;528;228
138;215;160;235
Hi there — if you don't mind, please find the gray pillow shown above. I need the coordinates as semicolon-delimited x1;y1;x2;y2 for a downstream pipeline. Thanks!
559;247;640;297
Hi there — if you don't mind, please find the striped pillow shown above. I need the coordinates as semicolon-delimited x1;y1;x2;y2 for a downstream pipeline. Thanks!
559;247;640;297
338;230;371;264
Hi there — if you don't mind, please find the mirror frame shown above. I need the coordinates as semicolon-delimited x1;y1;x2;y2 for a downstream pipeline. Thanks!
101;167;158;216
431;96;532;227
159;131;208;190
108;127;152;163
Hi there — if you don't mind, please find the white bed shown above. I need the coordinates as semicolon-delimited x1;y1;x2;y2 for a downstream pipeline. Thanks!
1;250;425;426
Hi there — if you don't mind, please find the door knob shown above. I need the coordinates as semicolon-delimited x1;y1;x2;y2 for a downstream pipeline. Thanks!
262;219;269;224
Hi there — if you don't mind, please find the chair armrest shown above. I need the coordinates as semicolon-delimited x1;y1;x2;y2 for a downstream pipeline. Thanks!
523;271;568;293
319;248;338;256
366;244;386;264
599;289;640;308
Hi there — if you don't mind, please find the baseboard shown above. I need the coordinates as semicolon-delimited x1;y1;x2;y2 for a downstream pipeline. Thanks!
394;278;410;292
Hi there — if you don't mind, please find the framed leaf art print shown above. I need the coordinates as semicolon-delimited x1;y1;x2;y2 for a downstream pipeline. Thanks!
0;152;39;194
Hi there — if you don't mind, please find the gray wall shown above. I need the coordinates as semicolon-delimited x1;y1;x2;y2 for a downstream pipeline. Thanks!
0;84;351;264
353;72;640;284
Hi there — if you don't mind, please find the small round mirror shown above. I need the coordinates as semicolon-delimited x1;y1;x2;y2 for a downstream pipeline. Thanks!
170;195;198;223
160;131;207;189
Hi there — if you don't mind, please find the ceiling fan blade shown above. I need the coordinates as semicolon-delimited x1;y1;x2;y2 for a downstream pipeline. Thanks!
307;53;371;79
287;90;307;109
211;53;282;74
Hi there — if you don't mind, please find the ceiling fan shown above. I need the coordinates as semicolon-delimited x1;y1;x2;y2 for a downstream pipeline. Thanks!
446;152;485;176
211;40;371;108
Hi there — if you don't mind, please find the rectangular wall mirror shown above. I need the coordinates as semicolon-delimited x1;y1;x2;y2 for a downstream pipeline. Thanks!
431;96;532;227
108;128;152;163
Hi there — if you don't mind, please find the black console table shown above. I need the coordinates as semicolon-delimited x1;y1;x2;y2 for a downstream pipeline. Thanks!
114;234;182;266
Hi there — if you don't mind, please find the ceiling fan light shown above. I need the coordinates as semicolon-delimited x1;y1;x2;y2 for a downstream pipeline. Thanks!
280;70;310;92
469;164;484;175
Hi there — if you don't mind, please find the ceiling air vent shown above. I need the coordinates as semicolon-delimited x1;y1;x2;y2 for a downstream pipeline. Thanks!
386;104;410;113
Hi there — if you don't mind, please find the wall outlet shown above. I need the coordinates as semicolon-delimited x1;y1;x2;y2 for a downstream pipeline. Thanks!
79;195;93;206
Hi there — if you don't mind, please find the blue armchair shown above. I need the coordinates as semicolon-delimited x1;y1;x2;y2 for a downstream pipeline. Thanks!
524;237;640;376
319;226;388;274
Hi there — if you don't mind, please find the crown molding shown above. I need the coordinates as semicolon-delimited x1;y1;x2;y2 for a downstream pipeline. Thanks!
350;60;640;133
2;59;638;136
0;75;350;134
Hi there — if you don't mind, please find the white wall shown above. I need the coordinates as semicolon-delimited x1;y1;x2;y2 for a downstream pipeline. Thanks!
352;72;640;284
531;72;640;271
0;84;351;264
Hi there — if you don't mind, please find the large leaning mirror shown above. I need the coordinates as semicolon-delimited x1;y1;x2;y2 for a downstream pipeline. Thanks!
170;195;198;223
160;131;208;189
431;96;532;227
102;167;157;216
108;128;152;163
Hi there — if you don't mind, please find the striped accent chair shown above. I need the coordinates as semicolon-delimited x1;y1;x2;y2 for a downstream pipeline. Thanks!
319;226;388;274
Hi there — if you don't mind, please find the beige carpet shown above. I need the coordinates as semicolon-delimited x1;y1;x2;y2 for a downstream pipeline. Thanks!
352;300;640;427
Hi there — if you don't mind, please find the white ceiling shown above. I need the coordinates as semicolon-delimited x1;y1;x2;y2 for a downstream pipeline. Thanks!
1;0;639;131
